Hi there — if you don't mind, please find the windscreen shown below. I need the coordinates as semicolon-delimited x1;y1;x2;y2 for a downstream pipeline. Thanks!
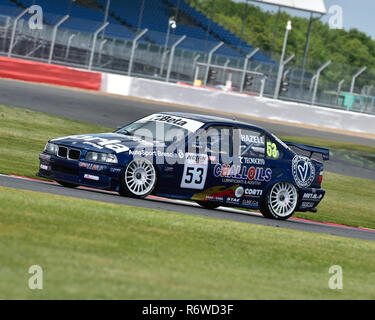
116;114;204;145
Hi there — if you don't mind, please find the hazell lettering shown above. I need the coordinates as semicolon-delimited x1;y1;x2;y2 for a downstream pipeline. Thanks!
241;135;264;144
214;164;272;182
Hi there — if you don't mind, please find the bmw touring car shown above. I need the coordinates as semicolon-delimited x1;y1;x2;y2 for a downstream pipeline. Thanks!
37;112;329;220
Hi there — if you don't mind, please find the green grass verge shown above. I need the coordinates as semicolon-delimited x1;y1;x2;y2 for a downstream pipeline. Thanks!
0;186;374;299
0;104;109;178
0;104;374;229
295;172;375;229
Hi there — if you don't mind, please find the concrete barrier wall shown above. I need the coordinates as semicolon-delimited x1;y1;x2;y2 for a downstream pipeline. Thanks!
102;74;375;136
101;73;131;96
1;59;373;135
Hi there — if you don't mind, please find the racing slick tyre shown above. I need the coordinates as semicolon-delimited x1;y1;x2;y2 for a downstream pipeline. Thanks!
119;158;157;199
56;180;79;188
260;182;298;220
196;201;221;210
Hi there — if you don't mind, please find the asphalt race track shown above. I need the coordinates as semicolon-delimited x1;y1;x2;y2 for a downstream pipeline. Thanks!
2;78;374;145
1;174;374;241
0;77;375;240
1;78;374;180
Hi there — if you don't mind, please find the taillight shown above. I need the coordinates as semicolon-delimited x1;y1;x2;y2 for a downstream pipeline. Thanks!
318;171;324;184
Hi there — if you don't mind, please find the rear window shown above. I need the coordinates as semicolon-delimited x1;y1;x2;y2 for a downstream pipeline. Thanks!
289;146;324;162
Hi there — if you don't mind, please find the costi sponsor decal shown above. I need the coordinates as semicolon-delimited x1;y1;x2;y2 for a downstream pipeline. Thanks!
142;114;204;132
292;155;315;188
244;188;263;197
214;164;272;182
52;135;129;154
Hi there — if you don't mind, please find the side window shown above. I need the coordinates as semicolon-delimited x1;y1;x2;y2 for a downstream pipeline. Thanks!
265;137;282;159
239;128;265;158
199;126;233;156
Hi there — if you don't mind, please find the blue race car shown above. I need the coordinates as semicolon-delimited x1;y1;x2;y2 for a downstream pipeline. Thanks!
37;112;329;220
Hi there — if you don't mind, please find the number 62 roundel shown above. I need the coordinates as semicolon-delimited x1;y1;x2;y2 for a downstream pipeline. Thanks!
180;153;208;190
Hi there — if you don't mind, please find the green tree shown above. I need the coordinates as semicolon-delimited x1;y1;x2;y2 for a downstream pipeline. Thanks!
185;0;375;85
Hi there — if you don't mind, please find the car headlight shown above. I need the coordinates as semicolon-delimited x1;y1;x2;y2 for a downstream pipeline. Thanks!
85;152;118;164
45;142;58;154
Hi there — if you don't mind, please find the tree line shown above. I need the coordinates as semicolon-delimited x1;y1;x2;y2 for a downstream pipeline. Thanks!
185;0;375;89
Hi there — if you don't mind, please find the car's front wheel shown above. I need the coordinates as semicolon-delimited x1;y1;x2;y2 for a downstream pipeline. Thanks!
119;158;157;198
260;182;298;220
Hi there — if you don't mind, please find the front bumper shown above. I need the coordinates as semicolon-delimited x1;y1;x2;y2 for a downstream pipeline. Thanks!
37;152;123;191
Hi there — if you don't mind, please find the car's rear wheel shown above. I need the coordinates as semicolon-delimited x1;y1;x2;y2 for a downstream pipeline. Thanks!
119;158;157;198
260;182;298;220
56;180;79;188
196;201;221;210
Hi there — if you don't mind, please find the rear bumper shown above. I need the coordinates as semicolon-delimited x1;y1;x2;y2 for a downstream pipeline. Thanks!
297;187;326;212
37;152;123;191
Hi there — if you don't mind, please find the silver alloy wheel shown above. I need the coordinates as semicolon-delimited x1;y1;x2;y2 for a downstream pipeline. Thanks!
125;159;156;196
268;182;298;217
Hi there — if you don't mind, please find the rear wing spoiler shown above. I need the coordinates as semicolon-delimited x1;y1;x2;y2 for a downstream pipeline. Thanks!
284;141;330;160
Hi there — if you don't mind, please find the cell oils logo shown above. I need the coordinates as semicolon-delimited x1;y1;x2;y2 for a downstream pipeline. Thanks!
213;164;272;182
292;156;315;188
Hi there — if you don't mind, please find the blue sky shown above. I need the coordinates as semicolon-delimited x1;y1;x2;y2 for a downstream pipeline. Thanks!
235;0;375;40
